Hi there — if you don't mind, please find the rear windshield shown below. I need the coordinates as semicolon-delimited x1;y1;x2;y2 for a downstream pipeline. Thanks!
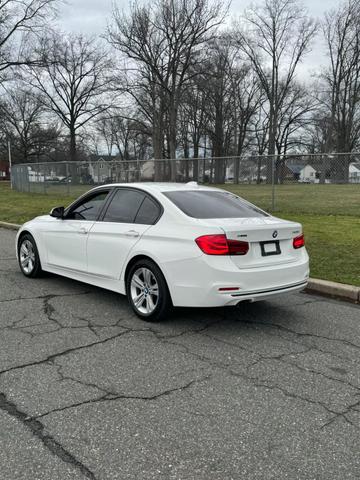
163;190;268;219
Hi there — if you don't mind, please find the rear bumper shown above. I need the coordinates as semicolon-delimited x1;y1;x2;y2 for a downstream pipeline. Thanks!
162;250;310;307
225;280;308;305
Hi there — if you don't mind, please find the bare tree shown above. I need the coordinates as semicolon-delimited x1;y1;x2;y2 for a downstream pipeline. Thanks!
181;74;210;180
252;97;269;157
112;117;133;161
204;40;234;183
24;33;111;162
95;115;116;157
193;37;259;183
235;0;316;167
272;83;317;182
109;0;227;180
275;83;316;156
322;0;360;181
229;62;262;183
0;84;59;162
111;63;167;178
0;0;57;75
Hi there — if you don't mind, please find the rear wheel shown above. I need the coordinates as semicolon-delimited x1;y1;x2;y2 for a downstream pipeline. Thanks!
126;259;172;322
18;234;43;278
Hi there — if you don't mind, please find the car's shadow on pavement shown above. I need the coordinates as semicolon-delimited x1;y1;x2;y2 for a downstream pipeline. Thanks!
35;270;315;334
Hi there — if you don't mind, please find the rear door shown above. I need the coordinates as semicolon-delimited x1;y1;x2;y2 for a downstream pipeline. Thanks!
86;188;162;280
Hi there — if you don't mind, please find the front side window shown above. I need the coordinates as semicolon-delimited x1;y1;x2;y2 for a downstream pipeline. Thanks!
103;189;146;223
67;191;109;221
163;190;268;219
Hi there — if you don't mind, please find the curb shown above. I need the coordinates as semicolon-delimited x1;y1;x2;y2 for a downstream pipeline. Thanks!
0;221;21;231
306;278;359;304
0;221;359;305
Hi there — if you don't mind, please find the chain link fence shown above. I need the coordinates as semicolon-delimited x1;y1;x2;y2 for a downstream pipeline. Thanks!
10;153;360;214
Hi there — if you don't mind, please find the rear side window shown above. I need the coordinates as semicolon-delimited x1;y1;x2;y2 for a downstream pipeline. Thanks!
135;197;161;225
163;190;268;219
103;189;145;223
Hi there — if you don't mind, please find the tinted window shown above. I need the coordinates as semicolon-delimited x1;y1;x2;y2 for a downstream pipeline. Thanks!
135;197;161;225
103;189;145;223
164;190;268;219
68;191;109;221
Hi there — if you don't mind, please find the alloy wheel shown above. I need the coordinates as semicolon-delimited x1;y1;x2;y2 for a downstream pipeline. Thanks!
20;240;36;275
130;267;159;315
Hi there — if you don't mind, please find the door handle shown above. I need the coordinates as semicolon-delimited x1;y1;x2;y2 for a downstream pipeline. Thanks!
79;227;88;235
124;230;140;238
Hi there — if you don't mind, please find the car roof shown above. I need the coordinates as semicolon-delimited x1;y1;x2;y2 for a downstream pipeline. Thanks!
96;182;220;194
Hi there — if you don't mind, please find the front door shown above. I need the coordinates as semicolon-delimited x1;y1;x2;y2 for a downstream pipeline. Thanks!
45;190;110;273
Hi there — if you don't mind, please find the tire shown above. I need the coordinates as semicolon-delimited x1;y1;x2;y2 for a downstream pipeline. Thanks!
18;233;43;278
126;259;172;322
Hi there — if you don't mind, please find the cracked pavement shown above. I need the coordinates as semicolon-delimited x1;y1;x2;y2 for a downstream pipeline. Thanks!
0;228;359;479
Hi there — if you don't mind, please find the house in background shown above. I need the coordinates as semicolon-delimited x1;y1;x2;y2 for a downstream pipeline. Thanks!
349;162;360;183
88;157;113;184
87;156;142;184
287;164;317;183
0;160;10;180
140;160;155;181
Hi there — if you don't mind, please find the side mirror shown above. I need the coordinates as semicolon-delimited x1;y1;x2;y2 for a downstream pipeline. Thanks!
50;206;65;219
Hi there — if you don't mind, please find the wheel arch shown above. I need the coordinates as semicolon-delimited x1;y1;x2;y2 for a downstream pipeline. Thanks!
17;229;44;265
17;230;32;253
124;254;173;301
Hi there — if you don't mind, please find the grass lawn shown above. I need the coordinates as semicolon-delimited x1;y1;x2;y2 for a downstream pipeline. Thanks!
220;183;360;217
279;214;359;287
0;182;79;225
0;181;359;286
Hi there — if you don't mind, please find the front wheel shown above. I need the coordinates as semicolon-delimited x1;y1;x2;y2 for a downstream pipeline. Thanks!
18;234;43;278
126;259;172;322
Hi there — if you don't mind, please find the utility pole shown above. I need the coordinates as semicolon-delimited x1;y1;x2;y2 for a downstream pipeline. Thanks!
8;138;13;189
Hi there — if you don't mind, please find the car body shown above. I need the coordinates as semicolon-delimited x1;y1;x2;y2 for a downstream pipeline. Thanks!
16;182;309;320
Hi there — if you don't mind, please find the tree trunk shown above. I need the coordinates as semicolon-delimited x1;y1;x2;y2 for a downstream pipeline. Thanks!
168;100;177;181
256;155;262;184
235;126;245;184
69;124;79;183
70;124;77;162
153;110;164;181
183;141;189;181
213;102;225;184
193;142;199;182
267;101;276;185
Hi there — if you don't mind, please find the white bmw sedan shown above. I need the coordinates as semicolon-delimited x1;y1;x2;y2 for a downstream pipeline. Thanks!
16;183;309;321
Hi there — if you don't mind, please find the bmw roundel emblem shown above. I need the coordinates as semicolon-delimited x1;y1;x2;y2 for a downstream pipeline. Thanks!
272;230;278;239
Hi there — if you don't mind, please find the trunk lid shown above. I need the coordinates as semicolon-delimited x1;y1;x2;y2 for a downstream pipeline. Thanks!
198;216;303;268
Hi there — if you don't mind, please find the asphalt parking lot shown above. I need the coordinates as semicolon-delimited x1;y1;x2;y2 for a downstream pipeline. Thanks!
0;227;359;480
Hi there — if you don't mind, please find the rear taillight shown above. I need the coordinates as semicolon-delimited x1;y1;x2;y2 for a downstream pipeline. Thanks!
227;239;249;255
195;234;249;256
293;234;305;249
195;234;228;255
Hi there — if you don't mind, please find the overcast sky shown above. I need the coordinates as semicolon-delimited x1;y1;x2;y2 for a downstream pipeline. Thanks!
58;0;343;78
